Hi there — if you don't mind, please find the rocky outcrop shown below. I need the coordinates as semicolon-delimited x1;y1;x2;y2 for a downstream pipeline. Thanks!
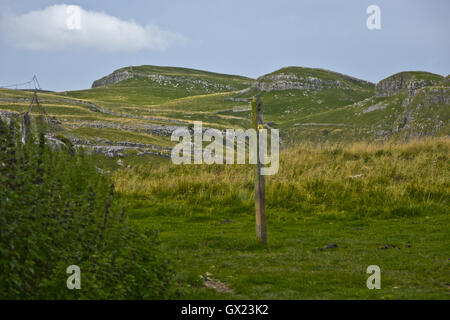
0;110;21;123
375;72;443;98
253;73;349;92
420;87;450;105
362;101;387;113
252;68;374;93
67;136;172;158
91;69;242;92
67;120;185;137
92;70;133;88
224;87;254;102
393;86;450;138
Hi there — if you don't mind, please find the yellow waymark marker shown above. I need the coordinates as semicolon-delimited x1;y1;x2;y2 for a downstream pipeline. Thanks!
257;124;264;131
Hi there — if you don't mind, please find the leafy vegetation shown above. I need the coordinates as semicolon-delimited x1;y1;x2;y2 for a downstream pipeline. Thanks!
0;119;179;299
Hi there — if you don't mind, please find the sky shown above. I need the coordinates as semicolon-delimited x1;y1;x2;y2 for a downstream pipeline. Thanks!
0;0;448;92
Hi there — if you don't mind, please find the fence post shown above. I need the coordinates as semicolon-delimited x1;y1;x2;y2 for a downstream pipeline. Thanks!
252;97;267;244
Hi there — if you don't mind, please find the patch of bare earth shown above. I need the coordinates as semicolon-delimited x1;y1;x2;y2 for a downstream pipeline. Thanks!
201;272;234;293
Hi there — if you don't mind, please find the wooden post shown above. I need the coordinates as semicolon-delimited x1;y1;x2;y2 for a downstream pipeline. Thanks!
252;97;267;244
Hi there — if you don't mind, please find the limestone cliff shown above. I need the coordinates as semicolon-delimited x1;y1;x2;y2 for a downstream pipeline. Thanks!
375;71;443;98
253;67;374;92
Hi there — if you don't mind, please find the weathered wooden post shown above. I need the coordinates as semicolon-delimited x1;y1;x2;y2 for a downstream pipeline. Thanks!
252;97;267;244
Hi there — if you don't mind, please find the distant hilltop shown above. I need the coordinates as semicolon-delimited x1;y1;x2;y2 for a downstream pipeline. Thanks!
0;64;447;162
89;65;448;142
91;65;445;101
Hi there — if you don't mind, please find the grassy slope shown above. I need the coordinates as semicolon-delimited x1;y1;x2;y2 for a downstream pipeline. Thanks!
283;71;449;143
253;70;448;143
0;66;378;140
259;66;374;87
60;65;253;106
228;67;377;142
2;67;446;149
112;137;449;299
0;88;176;146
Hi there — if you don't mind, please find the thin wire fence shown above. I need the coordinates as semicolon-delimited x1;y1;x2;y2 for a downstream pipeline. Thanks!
0;75;42;91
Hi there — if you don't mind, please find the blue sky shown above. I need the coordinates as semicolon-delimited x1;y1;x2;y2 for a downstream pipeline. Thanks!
0;0;448;91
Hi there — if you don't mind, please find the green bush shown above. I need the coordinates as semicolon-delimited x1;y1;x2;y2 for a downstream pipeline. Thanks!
0;119;179;299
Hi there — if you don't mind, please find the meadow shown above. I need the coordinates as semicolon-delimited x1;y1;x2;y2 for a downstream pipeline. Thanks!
112;137;450;299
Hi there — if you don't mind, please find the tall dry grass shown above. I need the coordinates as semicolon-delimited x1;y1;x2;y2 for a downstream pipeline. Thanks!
113;137;449;219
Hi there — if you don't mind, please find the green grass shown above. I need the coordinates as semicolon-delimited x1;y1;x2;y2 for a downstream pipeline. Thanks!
124;212;449;299
110;137;449;299
113;65;253;86
60;65;253;106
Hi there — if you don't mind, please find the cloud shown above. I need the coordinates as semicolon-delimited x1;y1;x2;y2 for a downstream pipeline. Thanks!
0;4;185;52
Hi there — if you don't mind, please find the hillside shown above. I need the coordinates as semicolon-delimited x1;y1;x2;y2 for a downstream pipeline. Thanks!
393;84;449;139
0;66;448;162
226;66;376;143
375;71;443;98
369;71;448;140
250;70;448;143
71;65;253;106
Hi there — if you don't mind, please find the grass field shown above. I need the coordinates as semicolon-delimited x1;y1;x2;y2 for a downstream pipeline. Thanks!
126;214;449;299
1;65;448;299
109;137;449;299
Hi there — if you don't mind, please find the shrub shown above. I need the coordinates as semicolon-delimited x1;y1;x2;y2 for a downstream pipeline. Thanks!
0;119;179;299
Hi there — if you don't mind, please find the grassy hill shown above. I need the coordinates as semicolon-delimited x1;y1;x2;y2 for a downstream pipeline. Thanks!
228;67;376;143
375;71;443;98
65;65;253;106
0;66;448;159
